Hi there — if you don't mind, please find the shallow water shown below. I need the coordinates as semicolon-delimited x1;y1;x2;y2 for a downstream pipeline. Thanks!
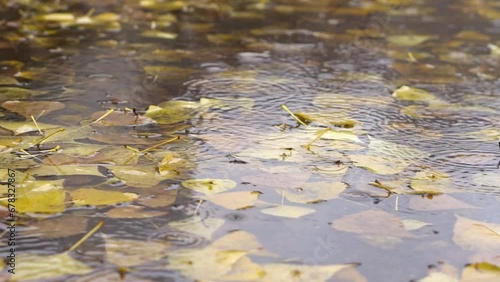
0;0;499;281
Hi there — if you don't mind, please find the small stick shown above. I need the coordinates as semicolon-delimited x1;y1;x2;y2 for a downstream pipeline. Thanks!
141;136;180;153
304;127;330;148
30;115;43;135
395;195;399;211
33;128;65;147
68;221;104;252
91;109;114;124
281;105;307;127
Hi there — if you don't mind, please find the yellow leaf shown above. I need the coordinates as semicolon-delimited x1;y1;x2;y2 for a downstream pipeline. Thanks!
261;205;315;218
39;13;75;22
349;155;409;175
143;66;195;80
386;35;435;46
1;180;66;214
141;30;178;40
12;253;91;281
410;170;450;194
461;262;500;282
392;85;443;105
111;166;167;188
182;178;237;194
320;130;363;143
145;100;200;124
70;188;138;206
206;191;261;210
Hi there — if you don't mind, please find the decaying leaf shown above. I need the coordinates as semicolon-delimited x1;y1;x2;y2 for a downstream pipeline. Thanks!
12;253;91;281
409;194;476;211
1;100;65;119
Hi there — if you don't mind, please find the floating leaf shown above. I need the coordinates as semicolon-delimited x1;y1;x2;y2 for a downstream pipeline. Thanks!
70;188;138;206
12;253;91;281
461;262;500;282
141;30;178;40
242;172;310;189
453;215;500;251
138;189;178;208
402;219;432;231
410;170;450;194
349;155;409;175
409;194;476;211
386;35;434;46
205;191;261;210
103;234;170;267
182;178;237;194
0;180;66;214
473;172;500;190
368;135;430;161
392;86;443;105
111;166;167;188
145;100;200;124
281;182;347;204
261;205;315;218
331;210;414;238
1;100;65;119
169;216;225;240
39;13;75;22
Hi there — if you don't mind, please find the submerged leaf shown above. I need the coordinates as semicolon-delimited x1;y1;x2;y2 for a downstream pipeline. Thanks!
182;178;237;194
205;191;261;210
1;100;65;119
281;182;347;204
103;234;170;267
392;86;444;105
349;155;409;175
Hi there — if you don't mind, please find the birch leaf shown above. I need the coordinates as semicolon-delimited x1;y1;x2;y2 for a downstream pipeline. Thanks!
261;205;315;218
182;178;237;195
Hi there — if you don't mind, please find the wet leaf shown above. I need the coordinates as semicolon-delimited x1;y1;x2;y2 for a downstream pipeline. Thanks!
103;234;170;267
25;215;89;239
0;180;66;214
461;262;500;282
12;253;91;281
402;219;432;231
410;170;450;194
39;13;75;22
169;216;225;240
281;182;347;204
473;172;500;190
111;166;166;188
70;188;138;206
1;100;65;119
349;155;409;175
409;194;476;211
205;191;262;210
138;189;178;208
321;129;363;143
242;172;310;189
368;135;430;161
455;30;490;41
182;178;237;195
387;35;435;46
392;85;443;105
453;216;500;251
261;205;315;218
145;100;200;124
331;210;414;238
141;30;178;40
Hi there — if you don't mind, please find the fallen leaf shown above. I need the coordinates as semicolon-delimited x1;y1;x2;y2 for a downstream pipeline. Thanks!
261;205;315;218
281;182;347;204
368;135;430;161
12;253;91;281
182;178;237;195
349;155;409;175
105;205;167;218
402;219;432;231
1;100;65;119
169;216;225;239
331;210;414;238
0;180;66;214
410;170;450;194
25;215;88;238
392;85;443;105
70;188;138;206
453;216;500;251
387;35;435;46
409;194;476;211
461;262;500;282
205;191;262;210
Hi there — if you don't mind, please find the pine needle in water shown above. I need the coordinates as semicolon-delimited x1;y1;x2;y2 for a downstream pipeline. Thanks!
68;221;104;252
